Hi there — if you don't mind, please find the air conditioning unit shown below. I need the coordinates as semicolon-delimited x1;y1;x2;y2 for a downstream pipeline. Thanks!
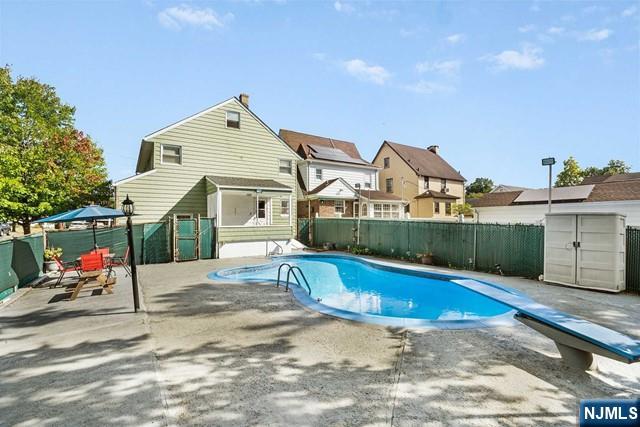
444;188;450;193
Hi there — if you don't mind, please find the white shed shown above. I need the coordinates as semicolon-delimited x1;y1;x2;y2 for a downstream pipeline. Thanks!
544;212;626;292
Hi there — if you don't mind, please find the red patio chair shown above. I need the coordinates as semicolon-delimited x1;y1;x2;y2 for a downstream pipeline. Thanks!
52;256;80;288
79;252;105;272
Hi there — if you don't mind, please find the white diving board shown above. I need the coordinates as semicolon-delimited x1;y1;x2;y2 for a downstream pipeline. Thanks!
453;279;640;370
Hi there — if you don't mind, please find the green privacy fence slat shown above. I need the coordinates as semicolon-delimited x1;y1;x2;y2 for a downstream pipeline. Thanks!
47;222;171;266
626;227;640;293
297;219;310;245
0;234;44;297
312;218;545;278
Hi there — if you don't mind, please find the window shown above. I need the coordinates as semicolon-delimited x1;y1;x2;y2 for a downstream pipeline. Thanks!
281;200;290;216
258;200;266;219
391;204;400;219
354;202;359;217
316;168;323;180
226;111;240;128
373;203;382;218
385;178;393;193
383;157;390;168
335;200;345;214
441;178;447;192
279;159;292;175
434;202;440;214
445;202;452;215
424;177;430;189
364;182;371;188
161;144;182;165
362;203;368;217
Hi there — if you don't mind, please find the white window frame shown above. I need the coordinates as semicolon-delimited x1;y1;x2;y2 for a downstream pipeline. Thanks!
335;200;345;214
424;177;430;189
160;144;182;165
373;203;383;218
280;199;290;217
279;159;293;175
385;178;393;193
226;111;240;129
316;168;323;180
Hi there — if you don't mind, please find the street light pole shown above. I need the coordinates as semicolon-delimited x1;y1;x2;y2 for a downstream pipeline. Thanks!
122;195;140;312
541;157;556;214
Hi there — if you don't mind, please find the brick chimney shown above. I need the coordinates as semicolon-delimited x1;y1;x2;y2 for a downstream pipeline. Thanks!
239;93;250;108
427;145;439;155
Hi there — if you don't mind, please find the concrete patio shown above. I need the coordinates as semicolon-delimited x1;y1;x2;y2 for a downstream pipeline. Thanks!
1;257;639;426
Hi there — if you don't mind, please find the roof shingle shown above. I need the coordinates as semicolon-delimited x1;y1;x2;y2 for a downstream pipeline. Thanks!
382;141;465;182
279;129;370;165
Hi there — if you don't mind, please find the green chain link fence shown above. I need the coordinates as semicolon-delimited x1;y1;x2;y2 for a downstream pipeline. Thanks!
312;218;546;278
0;234;45;300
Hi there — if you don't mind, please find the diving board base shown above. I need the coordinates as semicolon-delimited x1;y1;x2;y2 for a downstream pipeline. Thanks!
515;313;599;370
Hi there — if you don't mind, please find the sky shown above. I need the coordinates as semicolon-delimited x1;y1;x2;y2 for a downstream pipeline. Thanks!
1;0;639;188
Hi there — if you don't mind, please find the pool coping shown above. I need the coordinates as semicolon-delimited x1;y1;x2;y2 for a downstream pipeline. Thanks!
209;253;519;330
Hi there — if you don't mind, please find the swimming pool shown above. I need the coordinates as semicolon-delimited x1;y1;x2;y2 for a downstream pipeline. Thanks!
209;254;521;329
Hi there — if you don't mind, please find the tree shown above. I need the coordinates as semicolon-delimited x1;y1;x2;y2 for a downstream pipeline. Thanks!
0;66;110;234
555;156;583;187
465;177;494;196
452;203;474;216
600;160;631;176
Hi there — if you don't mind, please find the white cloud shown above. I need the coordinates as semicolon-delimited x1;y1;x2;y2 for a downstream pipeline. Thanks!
622;5;638;17
415;60;461;76
482;45;544;70
158;4;233;30
578;28;612;41
342;59;390;85
547;26;565;35
403;80;454;94
518;24;536;33
334;1;355;13
445;33;465;44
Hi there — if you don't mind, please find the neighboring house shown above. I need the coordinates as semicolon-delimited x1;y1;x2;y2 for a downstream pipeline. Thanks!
372;142;466;219
114;94;301;258
491;184;530;193
279;129;405;219
473;173;640;225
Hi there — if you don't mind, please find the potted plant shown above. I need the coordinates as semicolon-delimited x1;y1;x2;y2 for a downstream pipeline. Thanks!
44;247;63;272
416;252;434;265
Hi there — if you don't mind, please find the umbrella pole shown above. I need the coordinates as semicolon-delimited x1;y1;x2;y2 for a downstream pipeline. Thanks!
93;221;98;249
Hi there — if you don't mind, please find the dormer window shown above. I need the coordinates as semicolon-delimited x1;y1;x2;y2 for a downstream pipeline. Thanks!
226;111;240;129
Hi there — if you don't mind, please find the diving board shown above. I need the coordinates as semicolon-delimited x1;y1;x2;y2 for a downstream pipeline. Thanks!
453;279;640;370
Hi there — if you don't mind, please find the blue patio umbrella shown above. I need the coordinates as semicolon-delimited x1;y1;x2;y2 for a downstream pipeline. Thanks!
34;205;127;248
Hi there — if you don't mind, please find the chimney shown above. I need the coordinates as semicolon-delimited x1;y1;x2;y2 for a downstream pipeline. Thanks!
239;93;250;108
427;145;439;155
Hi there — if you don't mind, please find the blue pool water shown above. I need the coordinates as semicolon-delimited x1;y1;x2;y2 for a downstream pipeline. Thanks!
210;255;518;328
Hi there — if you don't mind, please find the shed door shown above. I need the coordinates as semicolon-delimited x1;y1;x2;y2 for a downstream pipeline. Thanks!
544;214;577;285
576;214;623;290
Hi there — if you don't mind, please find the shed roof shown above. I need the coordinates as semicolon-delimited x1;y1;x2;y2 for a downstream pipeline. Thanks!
205;176;291;190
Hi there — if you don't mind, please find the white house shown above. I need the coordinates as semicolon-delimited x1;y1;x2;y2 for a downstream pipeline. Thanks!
279;129;405;219
473;173;640;226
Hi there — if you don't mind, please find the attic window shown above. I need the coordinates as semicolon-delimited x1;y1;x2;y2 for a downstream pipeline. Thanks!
279;159;292;175
161;144;182;165
383;157;390;168
226;111;240;129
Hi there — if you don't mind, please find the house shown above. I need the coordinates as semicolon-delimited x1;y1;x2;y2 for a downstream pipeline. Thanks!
473;173;640;225
279;129;405;219
372;141;466;219
114;94;302;258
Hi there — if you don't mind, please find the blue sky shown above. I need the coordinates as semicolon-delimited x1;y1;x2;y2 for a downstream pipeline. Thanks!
1;0;638;188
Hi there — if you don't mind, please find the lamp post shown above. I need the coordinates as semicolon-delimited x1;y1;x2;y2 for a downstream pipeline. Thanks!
541;157;556;213
355;183;361;246
121;194;140;312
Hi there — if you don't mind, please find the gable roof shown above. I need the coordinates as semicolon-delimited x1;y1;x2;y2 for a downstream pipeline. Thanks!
581;172;640;185
471;191;524;207
415;190;459;200
376;141;466;182
141;97;300;158
279;129;372;166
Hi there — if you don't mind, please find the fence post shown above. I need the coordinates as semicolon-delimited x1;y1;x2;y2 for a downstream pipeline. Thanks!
473;222;478;271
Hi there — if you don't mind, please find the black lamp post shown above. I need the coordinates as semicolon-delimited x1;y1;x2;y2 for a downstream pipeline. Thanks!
122;194;140;312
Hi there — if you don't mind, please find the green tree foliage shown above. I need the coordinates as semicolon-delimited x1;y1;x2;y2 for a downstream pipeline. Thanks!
0;66;110;234
465;177;494;196
452;203;474;216
555;157;632;187
555;156;583;187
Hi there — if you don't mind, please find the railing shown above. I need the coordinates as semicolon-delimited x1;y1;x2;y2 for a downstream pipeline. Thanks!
276;263;311;295
267;240;284;256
